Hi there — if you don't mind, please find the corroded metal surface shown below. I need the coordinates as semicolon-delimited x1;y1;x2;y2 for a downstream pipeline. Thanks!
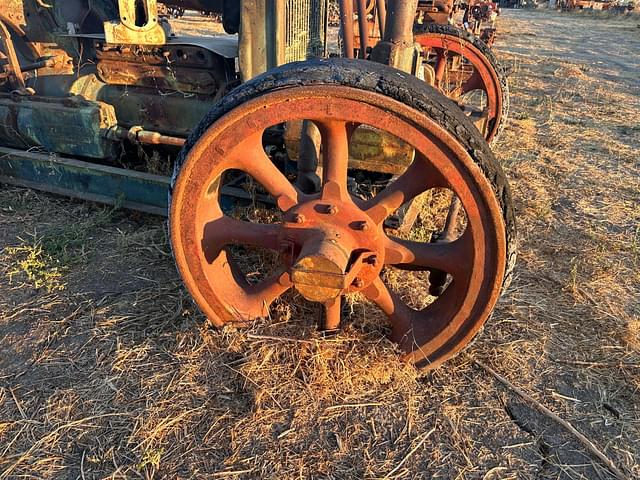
95;39;233;95
103;0;170;45
284;120;414;175
0;93;118;158
170;84;507;368
0;146;171;216
415;29;504;142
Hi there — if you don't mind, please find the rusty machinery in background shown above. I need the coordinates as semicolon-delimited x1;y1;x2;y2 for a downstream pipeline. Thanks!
343;0;508;145
464;0;501;46
558;0;635;11
0;0;516;369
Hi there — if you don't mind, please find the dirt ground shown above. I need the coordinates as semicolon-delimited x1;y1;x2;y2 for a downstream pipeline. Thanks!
1;10;639;480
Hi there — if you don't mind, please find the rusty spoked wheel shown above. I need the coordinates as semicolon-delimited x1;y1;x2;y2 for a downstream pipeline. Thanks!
415;24;509;143
170;59;516;369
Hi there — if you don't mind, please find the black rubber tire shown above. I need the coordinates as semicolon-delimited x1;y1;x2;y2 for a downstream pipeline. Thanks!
171;58;517;313
414;23;510;143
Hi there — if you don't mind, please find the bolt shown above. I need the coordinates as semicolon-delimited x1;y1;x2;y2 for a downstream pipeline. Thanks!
353;221;369;231
326;205;338;215
292;213;305;224
353;278;364;289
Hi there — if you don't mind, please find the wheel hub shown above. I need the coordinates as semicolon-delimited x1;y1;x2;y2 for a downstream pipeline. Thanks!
284;198;385;303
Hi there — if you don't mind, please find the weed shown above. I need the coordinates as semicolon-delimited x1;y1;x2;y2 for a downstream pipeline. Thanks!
5;243;65;292
3;206;116;290
137;448;164;478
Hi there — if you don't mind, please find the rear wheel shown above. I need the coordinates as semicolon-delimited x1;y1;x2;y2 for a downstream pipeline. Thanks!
415;23;510;143
170;59;516;369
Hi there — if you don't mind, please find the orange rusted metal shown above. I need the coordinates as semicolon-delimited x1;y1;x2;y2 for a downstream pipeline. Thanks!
170;84;507;369
415;29;505;142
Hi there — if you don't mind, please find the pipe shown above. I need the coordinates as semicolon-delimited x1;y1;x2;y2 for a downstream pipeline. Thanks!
135;130;185;147
108;126;186;147
376;0;387;39
20;58;56;73
356;0;369;59
339;0;355;59
383;0;418;46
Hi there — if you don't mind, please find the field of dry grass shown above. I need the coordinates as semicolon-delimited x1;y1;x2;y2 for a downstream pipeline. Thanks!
1;10;639;480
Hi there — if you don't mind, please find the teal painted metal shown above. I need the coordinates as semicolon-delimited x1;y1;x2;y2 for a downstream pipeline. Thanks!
0;147;275;215
0;147;170;215
0;95;119;160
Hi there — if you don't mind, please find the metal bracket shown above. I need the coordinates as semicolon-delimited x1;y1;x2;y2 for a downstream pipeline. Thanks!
103;0;170;45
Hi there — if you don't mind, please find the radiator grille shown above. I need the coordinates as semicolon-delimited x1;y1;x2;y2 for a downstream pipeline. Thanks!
284;0;328;63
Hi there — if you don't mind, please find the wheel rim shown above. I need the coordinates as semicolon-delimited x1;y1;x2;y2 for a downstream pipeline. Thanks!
416;32;504;143
171;85;507;369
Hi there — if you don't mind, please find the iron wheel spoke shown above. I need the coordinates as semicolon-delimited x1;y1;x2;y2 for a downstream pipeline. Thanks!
202;216;282;262
383;234;470;278
246;271;292;308
315;119;350;200
362;277;416;343
364;155;442;224
236;133;304;211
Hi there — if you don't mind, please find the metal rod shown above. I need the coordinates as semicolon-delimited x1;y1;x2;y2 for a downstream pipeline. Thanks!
441;195;462;242
322;297;342;331
376;0;387;39
383;0;418;45
0;20;25;90
339;0;355;59
135;130;185;147
356;0;369;59
108;126;186;147
19;58;55;73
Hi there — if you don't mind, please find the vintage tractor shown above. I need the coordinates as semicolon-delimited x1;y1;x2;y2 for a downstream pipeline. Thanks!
0;0;516;369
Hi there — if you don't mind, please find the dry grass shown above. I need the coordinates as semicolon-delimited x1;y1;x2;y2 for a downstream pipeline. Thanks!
1;10;639;480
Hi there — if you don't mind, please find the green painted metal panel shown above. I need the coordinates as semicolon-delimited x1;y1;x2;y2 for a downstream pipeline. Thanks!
0;147;170;215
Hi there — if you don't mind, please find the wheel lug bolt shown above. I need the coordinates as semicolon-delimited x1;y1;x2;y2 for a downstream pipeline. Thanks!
353;221;369;231
326;205;338;215
353;278;364;289
292;213;305;224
